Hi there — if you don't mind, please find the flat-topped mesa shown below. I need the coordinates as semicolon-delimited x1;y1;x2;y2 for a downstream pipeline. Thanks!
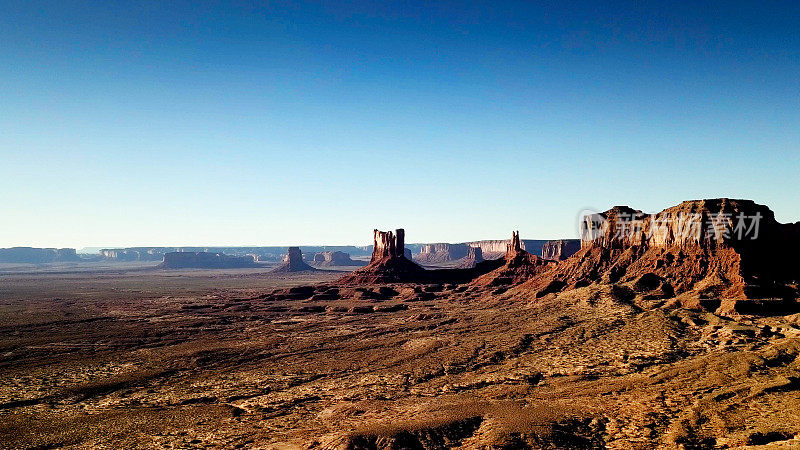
464;239;547;260
0;247;81;264
371;229;407;263
160;252;258;269
580;199;796;252
272;247;316;272
524;198;800;314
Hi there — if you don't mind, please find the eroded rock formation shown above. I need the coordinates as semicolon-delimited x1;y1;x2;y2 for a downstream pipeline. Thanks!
541;239;581;261
160;252;258;269
521;199;800;314
371;229;406;262
272;247;316;272
339;229;424;284
311;251;364;267
472;231;555;287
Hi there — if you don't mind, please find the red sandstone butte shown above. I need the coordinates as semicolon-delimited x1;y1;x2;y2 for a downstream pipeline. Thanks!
520;199;800;315
272;247;316;273
338;229;424;284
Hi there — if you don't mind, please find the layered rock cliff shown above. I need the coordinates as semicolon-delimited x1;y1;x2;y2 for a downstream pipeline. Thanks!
101;248;165;261
465;239;547;260
541;240;581;261
522;199;800;314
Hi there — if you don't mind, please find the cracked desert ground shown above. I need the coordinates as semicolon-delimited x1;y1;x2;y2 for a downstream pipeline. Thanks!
1;266;800;449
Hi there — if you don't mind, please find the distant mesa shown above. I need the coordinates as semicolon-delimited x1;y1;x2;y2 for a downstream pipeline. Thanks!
414;243;487;269
463;239;548;260
414;243;473;264
272;247;316;273
98;246;373;263
159;252;258;269
312;251;365;267
541;239;581;261
339;229;424;284
0;247;80;264
521;199;800;314
472;231;555;287
101;248;165;261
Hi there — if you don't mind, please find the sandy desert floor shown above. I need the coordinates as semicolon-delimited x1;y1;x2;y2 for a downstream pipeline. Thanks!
1;266;799;449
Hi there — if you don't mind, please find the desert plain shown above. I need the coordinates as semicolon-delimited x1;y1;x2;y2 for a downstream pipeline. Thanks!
1;256;800;449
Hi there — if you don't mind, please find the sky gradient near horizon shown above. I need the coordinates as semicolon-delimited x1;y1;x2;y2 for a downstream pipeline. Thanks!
2;1;799;248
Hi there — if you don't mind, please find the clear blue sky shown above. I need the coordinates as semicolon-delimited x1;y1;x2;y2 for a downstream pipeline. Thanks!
1;1;798;248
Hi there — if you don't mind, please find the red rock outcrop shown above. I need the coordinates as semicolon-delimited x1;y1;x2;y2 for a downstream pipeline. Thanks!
311;251;364;267
272;247;316;273
522;199;800;314
339;229;424;284
472;231;555;287
541;239;581;261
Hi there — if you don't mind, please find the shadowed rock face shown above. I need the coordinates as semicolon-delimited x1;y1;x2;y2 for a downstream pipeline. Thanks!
272;247;316;272
160;252;257;269
541;240;581;261
523;199;800;314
